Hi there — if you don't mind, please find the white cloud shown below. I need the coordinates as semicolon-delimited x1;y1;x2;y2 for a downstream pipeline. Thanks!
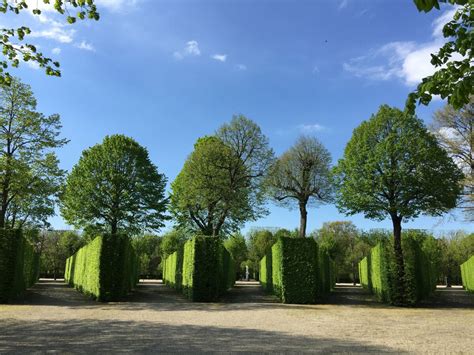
174;40;201;60
298;124;326;133
30;26;75;43
95;0;141;12
52;47;61;55
343;9;458;87
236;64;247;70
338;0;349;10
75;40;95;52
211;54;227;62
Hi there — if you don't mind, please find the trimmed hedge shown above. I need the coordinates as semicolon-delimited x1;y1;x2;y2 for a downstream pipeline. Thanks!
317;245;335;298
259;251;272;292
164;236;235;301
266;237;319;303
358;231;439;305
163;248;183;290
0;229;39;303
65;234;138;302
461;255;474;293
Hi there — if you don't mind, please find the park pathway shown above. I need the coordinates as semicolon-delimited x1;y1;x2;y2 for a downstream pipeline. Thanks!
221;281;279;303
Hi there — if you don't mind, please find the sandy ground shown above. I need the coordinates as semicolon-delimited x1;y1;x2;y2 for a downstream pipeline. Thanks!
0;279;473;353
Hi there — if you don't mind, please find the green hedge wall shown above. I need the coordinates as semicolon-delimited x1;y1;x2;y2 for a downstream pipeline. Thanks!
461;255;474;293
358;232;439;305
267;237;318;303
65;234;138;302
164;236;235;302
317;245;335;298
259;251;272;292
0;229;39;303
359;255;371;291
163;248;183;290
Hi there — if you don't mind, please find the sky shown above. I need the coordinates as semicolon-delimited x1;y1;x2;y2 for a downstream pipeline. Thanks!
4;0;472;235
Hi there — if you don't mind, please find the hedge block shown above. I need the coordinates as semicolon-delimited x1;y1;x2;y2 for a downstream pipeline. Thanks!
0;229;39;303
65;234;138;302
165;236;235;302
358;232;439;305
259;251;272;292
461;255;474;293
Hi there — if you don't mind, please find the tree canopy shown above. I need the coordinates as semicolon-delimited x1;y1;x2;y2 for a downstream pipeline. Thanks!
0;0;100;84
266;136;333;237
0;77;66;228
334;105;463;303
171;116;274;237
61;134;168;236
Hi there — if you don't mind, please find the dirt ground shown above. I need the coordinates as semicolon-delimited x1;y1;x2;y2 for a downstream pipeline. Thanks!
0;279;473;353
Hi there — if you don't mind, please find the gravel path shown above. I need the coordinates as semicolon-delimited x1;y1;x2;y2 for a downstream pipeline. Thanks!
0;279;473;353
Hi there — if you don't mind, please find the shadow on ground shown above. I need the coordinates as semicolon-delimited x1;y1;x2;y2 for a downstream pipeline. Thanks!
0;318;398;353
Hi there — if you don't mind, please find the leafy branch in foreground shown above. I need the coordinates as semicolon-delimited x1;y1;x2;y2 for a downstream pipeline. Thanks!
407;0;473;112
0;0;100;84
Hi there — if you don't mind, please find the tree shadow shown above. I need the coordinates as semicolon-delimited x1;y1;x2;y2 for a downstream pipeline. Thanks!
0;319;399;353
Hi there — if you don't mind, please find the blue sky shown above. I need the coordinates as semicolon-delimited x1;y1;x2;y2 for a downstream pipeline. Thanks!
7;0;473;234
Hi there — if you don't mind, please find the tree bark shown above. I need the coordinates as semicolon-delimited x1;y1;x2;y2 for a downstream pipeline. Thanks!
111;220;118;236
299;201;307;238
391;214;406;304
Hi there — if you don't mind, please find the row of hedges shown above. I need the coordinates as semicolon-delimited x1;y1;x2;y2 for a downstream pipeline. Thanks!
163;236;235;302
0;229;39;303
260;237;334;304
461;255;474;293
358;232;438;304
65;234;139;302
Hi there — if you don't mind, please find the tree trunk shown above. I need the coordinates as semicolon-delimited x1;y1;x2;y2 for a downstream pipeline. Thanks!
111;221;118;236
391;214;406;305
299;201;307;238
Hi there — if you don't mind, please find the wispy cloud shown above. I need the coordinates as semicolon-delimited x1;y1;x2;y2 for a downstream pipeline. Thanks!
343;8;457;87
52;47;61;55
312;65;320;74
338;0;349;10
298;123;326;133
174;40;201;60
236;64;247;71
211;54;227;62
75;40;95;52
30;27;75;43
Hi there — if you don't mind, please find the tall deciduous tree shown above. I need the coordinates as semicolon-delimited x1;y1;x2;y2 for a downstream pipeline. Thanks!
170;136;250;236
0;78;66;229
266;136;333;238
171;116;274;236
407;0;472;111
431;97;473;221
61;134;168;236
334;105;463;303
0;0;100;84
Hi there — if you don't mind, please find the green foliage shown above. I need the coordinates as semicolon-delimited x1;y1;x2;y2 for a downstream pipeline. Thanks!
161;229;188;258
39;230;84;279
132;234;162;279
0;1;100;83
248;229;277;270
438;231;474;285
61;134;168;235
359;255;371;290
181;236;235;301
171;116;274;236
268;237;320;304
266;136;333;237
163;248;183;290
0;229;39;302
224;232;248;269
334;105;463;222
461;255;474;292
65;234;138;302
407;2;473;111
0;78;66;229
